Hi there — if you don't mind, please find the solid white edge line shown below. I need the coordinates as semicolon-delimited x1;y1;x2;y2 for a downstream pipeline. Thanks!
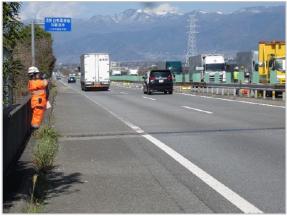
142;134;263;214
182;106;213;114
58;79;263;213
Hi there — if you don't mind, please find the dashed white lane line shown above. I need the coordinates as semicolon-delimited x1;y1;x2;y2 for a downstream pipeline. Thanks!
120;92;128;95
58;80;263;214
177;93;285;109
179;93;196;97
182;106;213;114
142;96;156;101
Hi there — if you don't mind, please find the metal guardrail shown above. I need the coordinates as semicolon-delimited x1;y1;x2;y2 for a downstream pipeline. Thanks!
190;84;285;101
191;82;286;90
3;95;32;176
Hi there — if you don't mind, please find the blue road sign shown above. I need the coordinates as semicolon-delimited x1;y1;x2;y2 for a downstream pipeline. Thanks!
45;17;72;32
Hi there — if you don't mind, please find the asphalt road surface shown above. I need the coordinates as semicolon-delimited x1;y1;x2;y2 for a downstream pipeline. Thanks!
45;79;285;213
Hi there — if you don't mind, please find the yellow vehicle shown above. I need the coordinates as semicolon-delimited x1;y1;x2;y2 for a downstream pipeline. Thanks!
258;41;285;84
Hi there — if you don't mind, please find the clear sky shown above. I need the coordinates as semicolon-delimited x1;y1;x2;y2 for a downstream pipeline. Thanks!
20;1;285;20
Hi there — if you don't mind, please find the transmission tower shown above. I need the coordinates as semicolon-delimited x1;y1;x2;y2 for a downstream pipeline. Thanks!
185;14;198;66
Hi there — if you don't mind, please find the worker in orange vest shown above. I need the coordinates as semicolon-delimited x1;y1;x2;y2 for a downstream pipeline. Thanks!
27;66;48;129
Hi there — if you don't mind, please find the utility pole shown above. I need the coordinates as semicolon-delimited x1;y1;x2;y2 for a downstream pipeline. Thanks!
31;19;44;66
31;20;35;66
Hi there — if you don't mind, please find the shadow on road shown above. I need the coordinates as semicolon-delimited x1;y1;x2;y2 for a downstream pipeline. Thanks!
3;161;34;211
3;162;84;212
42;169;84;202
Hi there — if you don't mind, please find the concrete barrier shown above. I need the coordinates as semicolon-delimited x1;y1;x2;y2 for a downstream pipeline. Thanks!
3;96;32;176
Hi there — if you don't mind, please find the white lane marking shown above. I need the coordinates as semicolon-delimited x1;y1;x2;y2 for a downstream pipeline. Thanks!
58;79;263;213
142;96;156;101
142;134;263;214
177;93;285;109
120;92;128;95
179;93;196;97
182;106;213;114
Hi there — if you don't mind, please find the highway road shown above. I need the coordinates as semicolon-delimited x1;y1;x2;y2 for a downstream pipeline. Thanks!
46;79;285;213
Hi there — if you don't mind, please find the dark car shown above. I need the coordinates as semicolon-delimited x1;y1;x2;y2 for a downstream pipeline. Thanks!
68;76;76;83
143;70;173;95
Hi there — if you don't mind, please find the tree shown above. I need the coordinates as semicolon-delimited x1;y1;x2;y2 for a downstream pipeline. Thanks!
3;2;23;106
3;2;22;52
3;2;56;104
13;25;56;95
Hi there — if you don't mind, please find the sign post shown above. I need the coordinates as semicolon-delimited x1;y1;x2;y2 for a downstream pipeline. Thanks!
30;17;72;66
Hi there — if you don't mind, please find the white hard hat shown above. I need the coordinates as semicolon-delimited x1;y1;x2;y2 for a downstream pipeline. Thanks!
28;66;39;74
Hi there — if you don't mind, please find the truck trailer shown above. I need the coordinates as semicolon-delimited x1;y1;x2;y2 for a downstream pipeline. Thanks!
80;53;110;91
189;54;226;83
236;51;258;83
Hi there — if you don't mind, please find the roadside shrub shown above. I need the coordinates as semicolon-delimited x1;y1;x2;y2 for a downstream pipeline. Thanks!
34;125;58;141
33;127;59;172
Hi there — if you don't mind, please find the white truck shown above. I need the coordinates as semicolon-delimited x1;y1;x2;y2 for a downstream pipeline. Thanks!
190;54;226;83
80;53;110;91
128;69;138;76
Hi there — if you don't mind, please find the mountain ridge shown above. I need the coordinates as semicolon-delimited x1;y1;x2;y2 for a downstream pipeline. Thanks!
46;5;285;64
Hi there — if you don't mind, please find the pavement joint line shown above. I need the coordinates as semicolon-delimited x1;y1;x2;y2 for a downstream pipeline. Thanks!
142;96;156;101
59;134;141;141
58;80;264;213
181;106;213;114
176;93;285;109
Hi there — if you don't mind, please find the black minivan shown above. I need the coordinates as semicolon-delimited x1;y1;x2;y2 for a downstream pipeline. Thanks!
143;70;173;95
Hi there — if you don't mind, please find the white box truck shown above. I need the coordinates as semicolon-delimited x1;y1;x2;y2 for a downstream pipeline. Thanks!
80;53;110;91
190;54;226;83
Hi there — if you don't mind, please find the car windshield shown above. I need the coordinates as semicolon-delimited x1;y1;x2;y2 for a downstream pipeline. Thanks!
275;59;285;72
205;64;225;71
151;71;171;78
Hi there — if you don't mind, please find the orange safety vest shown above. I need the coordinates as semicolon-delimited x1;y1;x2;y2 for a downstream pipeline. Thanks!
28;79;48;128
28;79;48;109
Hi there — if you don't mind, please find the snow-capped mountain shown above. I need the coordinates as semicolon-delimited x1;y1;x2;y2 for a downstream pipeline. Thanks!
49;6;285;64
89;8;183;24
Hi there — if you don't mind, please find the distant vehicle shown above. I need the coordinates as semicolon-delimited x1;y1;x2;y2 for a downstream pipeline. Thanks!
258;41;285;84
68;76;76;83
236;51;258;83
129;69;138;76
56;75;61;80
111;70;121;76
80;53;110;91
143;69;173;95
189;54;226;83
166;61;182;74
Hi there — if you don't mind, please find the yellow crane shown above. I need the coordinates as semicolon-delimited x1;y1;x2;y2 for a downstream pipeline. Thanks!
258;41;285;84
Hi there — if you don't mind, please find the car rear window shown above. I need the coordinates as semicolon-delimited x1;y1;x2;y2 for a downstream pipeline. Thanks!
150;71;171;78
